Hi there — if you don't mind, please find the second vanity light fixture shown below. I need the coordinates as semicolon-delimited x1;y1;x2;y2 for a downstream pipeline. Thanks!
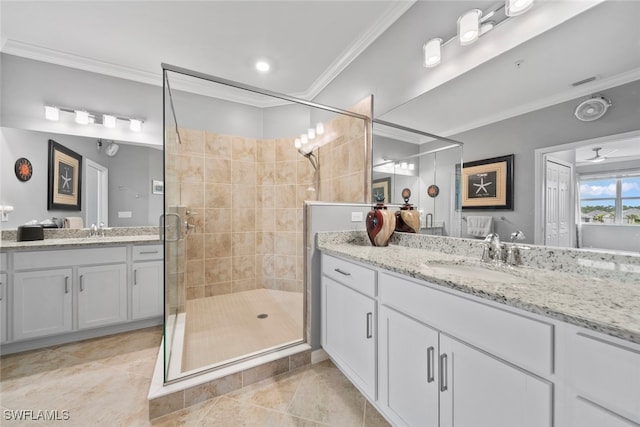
44;105;144;132
423;0;535;68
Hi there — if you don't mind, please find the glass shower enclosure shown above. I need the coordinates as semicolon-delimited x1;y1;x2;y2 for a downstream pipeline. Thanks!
162;64;370;382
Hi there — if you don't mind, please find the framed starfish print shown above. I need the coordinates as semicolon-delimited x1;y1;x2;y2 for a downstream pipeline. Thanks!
48;139;82;211
460;154;513;210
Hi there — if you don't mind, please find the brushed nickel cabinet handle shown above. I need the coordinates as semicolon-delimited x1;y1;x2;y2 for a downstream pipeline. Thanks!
427;346;435;383
65;276;70;294
366;312;373;339
134;269;138;285
439;353;448;392
139;250;159;254
334;268;351;276
80;275;84;292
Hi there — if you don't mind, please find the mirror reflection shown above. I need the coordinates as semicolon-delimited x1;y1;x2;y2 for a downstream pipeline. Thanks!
376;0;640;252
0;128;163;229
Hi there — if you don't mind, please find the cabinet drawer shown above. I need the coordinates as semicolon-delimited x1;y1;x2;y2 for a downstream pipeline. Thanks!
14;247;127;270
0;253;7;271
322;254;376;297
379;272;554;375
569;332;640;422
133;244;163;261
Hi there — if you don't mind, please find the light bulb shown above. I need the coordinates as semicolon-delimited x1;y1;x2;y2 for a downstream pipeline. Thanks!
315;122;325;135
45;106;59;121
75;110;89;125
255;61;270;72
423;38;442;68
458;9;481;46
129;119;142;132
301;134;308;145
401;162;408;170
505;0;534;16
308;128;316;140
294;138;301;149
103;114;116;128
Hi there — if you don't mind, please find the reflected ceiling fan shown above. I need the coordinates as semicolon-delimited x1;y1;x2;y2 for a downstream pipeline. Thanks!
586;147;617;163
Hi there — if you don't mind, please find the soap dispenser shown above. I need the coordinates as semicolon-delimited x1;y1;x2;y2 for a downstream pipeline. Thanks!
395;188;420;233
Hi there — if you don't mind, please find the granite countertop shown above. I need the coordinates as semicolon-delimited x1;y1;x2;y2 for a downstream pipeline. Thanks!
317;231;640;345
1;234;161;250
0;226;162;250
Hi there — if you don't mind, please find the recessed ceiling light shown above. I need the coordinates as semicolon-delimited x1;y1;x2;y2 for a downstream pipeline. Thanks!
255;61;270;72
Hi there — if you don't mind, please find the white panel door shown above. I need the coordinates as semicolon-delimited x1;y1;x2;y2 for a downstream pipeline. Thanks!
78;264;127;329
440;335;553;427
14;269;73;340
379;306;439;427
545;158;574;247
132;261;163;319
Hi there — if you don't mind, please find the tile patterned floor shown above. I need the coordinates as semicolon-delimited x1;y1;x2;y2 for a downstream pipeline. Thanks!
0;327;390;426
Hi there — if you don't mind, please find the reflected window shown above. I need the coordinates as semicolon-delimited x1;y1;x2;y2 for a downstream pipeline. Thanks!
579;174;640;225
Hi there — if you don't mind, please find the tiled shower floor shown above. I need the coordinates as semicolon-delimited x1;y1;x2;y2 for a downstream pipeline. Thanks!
0;327;390;426
181;289;304;372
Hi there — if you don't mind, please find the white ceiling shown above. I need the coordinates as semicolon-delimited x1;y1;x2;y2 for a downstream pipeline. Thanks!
0;0;412;99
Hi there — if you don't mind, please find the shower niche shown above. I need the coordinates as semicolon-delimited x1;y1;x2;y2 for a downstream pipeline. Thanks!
162;65;371;382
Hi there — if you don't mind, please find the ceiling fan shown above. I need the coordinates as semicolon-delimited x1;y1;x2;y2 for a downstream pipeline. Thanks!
585;147;620;163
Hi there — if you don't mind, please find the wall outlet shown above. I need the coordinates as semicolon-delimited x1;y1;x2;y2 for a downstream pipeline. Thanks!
351;212;363;222
118;211;132;218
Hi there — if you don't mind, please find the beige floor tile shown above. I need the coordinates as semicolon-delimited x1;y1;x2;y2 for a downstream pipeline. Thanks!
288;364;366;426
151;399;220;426
227;368;307;412
364;401;392;427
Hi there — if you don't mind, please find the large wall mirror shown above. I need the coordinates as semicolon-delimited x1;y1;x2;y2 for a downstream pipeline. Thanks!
376;1;640;253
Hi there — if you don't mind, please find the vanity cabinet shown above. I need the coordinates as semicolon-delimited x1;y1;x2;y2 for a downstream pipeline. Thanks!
13;268;73;340
1;252;7;343
321;254;377;400
132;245;163;319
77;264;127;329
563;330;640;425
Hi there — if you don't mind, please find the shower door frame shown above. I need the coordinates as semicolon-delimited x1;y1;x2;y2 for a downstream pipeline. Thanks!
161;63;371;384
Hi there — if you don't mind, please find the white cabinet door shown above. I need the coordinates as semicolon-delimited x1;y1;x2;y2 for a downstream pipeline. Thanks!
78;264;127;329
322;276;376;399
14;269;73;340
132;261;163;319
573;397;639;427
0;272;7;343
440;335;553;427
379;306;439;427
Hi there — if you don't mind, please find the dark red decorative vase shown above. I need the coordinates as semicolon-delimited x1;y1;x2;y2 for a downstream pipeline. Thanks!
366;194;396;247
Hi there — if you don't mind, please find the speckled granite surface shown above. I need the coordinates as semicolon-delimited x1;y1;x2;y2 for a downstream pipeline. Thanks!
317;231;640;345
0;226;161;250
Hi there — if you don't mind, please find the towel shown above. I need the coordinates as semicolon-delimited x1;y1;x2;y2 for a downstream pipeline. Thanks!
466;216;493;237
64;217;84;229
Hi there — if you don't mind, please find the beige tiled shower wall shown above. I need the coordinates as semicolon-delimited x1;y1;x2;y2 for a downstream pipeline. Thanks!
167;96;370;301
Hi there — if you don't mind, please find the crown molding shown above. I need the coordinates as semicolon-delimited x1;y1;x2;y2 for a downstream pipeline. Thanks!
1;1;414;109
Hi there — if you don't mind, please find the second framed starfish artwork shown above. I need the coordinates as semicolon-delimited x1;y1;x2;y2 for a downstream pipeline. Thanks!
48;139;83;211
459;154;514;210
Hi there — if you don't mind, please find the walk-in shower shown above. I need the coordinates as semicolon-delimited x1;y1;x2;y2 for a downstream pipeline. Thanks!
161;64;371;382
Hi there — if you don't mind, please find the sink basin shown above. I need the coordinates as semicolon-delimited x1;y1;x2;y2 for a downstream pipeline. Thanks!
422;261;528;284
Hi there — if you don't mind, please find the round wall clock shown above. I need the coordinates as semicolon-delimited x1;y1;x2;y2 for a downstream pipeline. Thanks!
14;157;33;182
427;184;440;198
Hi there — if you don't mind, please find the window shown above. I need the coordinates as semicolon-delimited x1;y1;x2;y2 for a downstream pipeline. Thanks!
579;174;640;225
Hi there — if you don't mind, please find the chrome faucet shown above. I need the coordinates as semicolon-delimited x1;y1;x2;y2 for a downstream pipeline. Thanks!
482;233;502;263
89;223;98;237
98;222;106;237
506;230;528;266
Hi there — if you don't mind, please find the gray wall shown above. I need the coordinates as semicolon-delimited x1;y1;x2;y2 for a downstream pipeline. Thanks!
450;79;640;243
0;127;162;228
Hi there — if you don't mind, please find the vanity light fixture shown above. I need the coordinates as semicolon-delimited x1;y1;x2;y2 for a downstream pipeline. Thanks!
129;118;142;132
103;114;117;129
75;110;90;125
458;9;482;45
505;0;534;17
45;106;60;121
423;38;443;68
424;1;534;69
43;104;144;132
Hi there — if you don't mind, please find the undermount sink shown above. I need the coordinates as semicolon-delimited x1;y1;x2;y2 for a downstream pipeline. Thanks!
422;260;528;284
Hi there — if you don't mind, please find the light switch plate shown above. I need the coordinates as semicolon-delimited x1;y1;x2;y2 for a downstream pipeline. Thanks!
351;212;363;222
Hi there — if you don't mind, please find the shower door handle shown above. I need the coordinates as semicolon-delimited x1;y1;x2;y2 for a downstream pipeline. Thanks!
160;213;182;242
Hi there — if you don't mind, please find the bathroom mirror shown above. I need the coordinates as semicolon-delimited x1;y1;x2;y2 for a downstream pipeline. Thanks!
376;1;640;252
372;120;463;237
0;128;163;228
